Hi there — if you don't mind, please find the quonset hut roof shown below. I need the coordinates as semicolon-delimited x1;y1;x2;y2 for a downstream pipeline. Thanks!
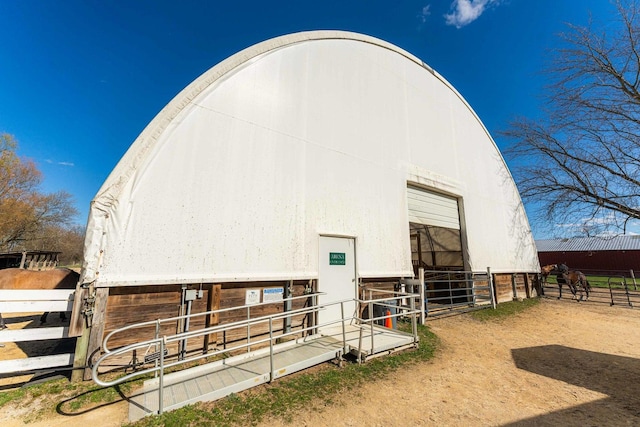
81;31;539;286
536;236;640;252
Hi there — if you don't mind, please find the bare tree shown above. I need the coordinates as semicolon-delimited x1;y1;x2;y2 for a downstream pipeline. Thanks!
0;133;79;251
503;0;640;236
34;224;85;266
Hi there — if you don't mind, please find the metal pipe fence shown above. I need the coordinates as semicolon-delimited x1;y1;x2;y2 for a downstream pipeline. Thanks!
542;271;640;307
417;268;495;318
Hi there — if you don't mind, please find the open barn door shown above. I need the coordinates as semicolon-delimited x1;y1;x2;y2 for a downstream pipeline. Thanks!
407;186;464;272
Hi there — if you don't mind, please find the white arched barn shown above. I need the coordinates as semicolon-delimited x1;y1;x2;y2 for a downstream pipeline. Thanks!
73;31;540;373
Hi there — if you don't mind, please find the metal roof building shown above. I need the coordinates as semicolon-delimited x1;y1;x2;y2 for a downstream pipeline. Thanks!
536;236;640;274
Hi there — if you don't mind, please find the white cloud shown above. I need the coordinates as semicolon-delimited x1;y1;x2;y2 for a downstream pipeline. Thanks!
444;0;499;28
418;4;431;23
44;158;74;167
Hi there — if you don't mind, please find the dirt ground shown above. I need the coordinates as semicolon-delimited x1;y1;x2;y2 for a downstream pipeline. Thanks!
2;298;640;426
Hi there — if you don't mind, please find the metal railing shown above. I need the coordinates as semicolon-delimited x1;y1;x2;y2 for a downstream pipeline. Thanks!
354;288;420;362
101;292;320;355
420;268;495;318
92;288;421;415
608;277;634;307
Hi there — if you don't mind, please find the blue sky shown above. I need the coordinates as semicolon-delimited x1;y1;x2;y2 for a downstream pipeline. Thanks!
0;0;622;238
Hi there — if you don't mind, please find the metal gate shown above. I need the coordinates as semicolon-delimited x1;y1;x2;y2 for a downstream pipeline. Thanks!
401;268;496;319
542;273;640;307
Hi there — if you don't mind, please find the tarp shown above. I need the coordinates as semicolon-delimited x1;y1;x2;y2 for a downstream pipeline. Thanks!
82;31;539;286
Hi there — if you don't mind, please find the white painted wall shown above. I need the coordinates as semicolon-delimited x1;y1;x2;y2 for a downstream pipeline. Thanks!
82;31;539;286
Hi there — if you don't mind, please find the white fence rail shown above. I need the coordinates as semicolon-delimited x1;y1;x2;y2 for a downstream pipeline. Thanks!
0;289;75;375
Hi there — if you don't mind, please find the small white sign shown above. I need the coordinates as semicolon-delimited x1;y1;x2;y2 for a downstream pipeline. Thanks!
245;289;260;305
263;287;284;303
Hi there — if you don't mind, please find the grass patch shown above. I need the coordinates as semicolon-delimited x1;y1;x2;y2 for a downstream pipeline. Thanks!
0;374;142;423
127;323;439;427
470;298;540;322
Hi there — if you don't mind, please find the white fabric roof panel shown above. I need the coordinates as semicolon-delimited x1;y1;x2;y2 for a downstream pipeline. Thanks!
82;31;539;286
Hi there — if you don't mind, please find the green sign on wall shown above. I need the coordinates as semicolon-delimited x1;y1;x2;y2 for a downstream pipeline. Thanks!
329;252;346;265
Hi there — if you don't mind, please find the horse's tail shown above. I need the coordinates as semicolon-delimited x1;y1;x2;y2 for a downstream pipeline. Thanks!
585;279;592;291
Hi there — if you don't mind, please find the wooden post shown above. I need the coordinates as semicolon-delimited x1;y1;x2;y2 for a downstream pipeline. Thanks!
71;325;91;382
83;287;109;381
203;284;221;353
487;267;496;309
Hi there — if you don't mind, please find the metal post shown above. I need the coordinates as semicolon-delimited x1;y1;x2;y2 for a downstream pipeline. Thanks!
609;278;616;306
410;294;417;343
158;336;165;415
357;326;364;364
341;301;347;354
246;306;251;353
511;274;518;301
154;320;160;378
419;268;426;324
370;298;376;357
312;293;318;335
631;269;637;291
470;272;477;306
283;280;292;334
624;279;633;307
268;317;274;382
487;267;496;309
180;298;192;361
448;271;453;310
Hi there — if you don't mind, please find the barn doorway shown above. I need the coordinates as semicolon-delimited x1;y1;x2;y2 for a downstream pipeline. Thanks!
318;236;357;329
407;186;469;304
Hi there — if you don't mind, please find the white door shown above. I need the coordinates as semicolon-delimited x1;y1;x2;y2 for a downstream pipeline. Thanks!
318;236;357;328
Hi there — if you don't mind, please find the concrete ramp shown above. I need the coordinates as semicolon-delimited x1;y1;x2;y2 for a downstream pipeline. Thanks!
320;323;418;361
129;334;344;421
128;323;417;421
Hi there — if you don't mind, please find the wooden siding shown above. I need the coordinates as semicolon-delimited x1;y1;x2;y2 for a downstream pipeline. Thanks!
493;273;539;303
539;250;640;275
90;281;316;372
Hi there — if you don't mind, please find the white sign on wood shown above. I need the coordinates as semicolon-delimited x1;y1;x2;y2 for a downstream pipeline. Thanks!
245;289;260;305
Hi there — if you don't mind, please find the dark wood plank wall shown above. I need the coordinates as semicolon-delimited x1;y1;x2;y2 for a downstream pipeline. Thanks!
492;273;537;303
493;273;514;303
95;280;316;370
513;274;527;299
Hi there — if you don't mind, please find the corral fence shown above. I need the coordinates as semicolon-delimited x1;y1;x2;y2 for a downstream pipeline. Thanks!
0;289;76;377
400;268;496;321
541;268;640;308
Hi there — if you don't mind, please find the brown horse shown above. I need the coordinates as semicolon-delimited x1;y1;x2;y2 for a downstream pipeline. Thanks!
563;270;591;301
540;264;591;301
0;268;79;327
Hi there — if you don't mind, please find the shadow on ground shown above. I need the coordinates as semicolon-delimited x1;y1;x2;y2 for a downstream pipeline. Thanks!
508;345;640;425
